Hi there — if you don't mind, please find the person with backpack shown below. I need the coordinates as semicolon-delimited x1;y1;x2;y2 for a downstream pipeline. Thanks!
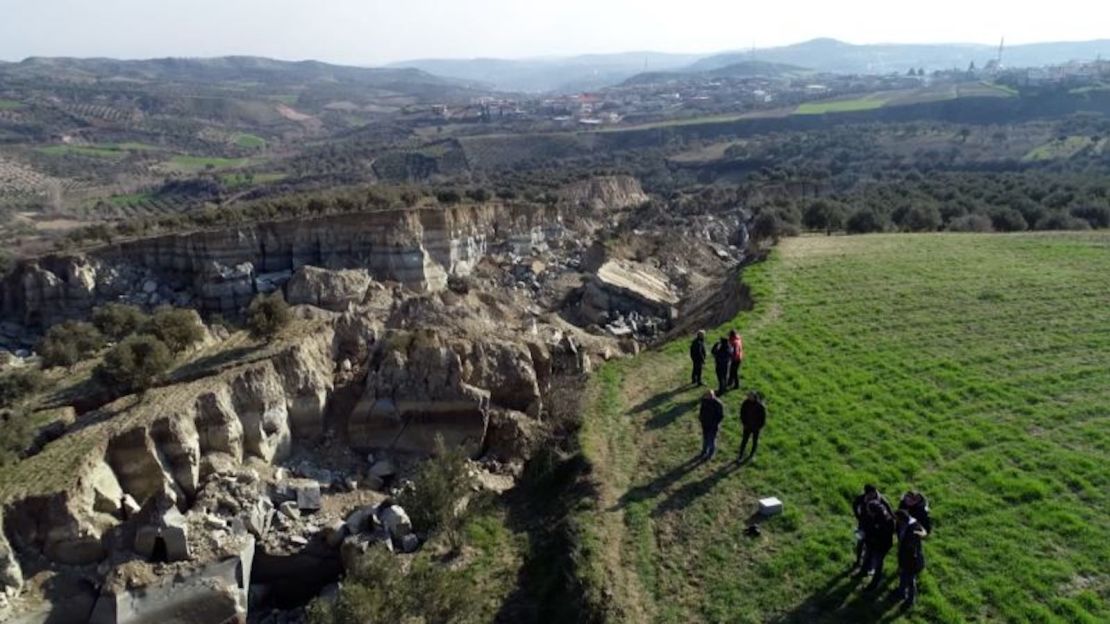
727;329;744;390
895;509;928;607
852;484;895;570
710;336;733;395
737;391;766;462
898;491;933;535
862;501;896;591
698;389;725;461
689;330;707;386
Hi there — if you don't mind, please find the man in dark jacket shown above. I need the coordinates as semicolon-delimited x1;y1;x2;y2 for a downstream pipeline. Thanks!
852;484;895;569
898;491;933;535
698;390;724;461
689;331;707;386
895;509;927;606
710;337;733;395
862;501;895;591
737;391;766;462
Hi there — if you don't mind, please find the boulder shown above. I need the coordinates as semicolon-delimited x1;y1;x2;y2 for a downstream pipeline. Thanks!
279;501;301;521
294;482;321;512
400;533;420;554
377;504;412;539
285;266;373;311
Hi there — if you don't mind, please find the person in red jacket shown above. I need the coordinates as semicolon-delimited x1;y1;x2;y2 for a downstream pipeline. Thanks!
727;329;744;390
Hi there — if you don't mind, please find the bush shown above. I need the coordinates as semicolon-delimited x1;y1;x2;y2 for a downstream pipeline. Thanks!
307;547;476;624
750;211;785;244
1070;205;1110;229
947;214;994;232
92;303;148;341
246;292;291;339
803;200;844;234
1035;212;1092;231
142;307;205;354
435;189;462;204
95;335;173;394
846;208;885;234
397;436;473;548
904;204;942;232
990;207;1029;232
38;321;104;368
0;369;44;408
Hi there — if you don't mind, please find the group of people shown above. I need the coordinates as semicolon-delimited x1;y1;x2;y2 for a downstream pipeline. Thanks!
852;485;932;607
688;327;934;609
689;329;744;396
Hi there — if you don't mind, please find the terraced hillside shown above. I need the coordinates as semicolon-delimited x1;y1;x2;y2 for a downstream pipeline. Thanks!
577;233;1110;623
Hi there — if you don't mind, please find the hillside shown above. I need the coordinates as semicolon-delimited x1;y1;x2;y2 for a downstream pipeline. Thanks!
621;60;809;86
691;37;1110;75
575;233;1110;622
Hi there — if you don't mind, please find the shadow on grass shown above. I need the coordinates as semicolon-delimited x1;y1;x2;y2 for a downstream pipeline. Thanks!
769;567;906;623
645;398;699;430
651;459;741;518
628;384;694;415
609;455;704;511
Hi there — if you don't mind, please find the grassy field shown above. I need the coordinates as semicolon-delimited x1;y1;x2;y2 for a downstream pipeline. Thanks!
795;95;890;115
0;99;23;110
36;145;126;158
577;233;1110;623
165;154;251;173
233;133;267;149
1023;136;1095;162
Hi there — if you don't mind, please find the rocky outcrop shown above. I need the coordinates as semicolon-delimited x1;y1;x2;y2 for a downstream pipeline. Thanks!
285;266;373;312
580;258;680;326
557;175;648;212
1;202;566;326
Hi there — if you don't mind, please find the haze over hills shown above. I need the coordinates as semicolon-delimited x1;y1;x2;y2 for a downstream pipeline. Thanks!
392;37;1110;92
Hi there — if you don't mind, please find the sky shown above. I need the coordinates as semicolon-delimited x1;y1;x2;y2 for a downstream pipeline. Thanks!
1;0;1107;65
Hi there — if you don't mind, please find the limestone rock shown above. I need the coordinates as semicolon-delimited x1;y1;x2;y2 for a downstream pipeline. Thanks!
377;504;412;539
286;266;373;311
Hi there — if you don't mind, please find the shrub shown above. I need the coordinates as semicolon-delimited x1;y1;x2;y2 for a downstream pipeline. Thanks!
397;435;473;548
846;207;885;234
750;211;785;244
92;303;148;341
990;207;1029;232
246;292;291;339
0;369;44;408
307;547;476;624
435;189;462;204
803;200;844;234
465;187;491;202
903;204;942;232
95;335;173;394
38;321;104;368
1035;212;1092;231
947;214;994;232
1070;205;1110;229
142;307;205;353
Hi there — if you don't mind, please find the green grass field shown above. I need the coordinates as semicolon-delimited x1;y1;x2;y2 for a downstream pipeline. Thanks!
795;95;890;115
233;133;267;149
1023;136;1095;162
220;171;286;188
578;233;1110;623
36;145;126;158
0;99;23;110
165;154;251;172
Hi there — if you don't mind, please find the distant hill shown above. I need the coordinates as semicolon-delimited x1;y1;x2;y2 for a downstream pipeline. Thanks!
387;51;701;93
4;55;467;90
691;38;1110;74
621;60;809;86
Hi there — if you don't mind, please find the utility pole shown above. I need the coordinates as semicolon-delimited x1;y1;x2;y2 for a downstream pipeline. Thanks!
997;36;1005;68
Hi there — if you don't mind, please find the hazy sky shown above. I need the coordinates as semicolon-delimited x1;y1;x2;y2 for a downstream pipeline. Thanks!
1;0;1107;65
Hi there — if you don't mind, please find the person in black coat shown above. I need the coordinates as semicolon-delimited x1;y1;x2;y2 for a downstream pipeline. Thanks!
737;391;766;462
689;331;707;386
895;509;927;607
710;337;733;395
862;501;895;591
698;390;725;461
852;484;894;569
898;491;932;535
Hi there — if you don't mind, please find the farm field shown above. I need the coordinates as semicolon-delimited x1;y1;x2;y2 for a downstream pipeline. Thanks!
0;99;23;110
163;154;252;173
233;133;267;148
577;233;1110;623
794;94;890;115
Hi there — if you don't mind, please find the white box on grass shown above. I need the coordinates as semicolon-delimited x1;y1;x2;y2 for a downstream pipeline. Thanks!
758;497;783;516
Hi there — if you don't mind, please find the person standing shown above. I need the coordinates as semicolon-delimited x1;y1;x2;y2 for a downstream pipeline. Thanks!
862;501;895;591
711;337;733;395
852;484;895;569
727;329;744;390
737;391;766;462
898;491;933;535
698;390;725;461
689;330;707;386
895;509;927;607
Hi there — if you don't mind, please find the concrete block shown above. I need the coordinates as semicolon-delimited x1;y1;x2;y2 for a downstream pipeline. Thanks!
294;482;321;511
758;497;783;517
